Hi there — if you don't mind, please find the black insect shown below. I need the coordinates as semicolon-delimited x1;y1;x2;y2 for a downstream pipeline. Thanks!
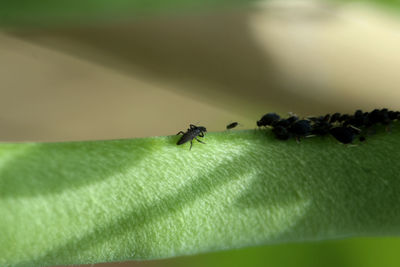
310;115;332;136
272;125;290;140
367;109;380;125
393;111;400;120
177;124;207;150
380;108;390;124
286;115;299;125
226;122;238;130
330;126;359;144
344;109;366;128
353;109;367;127
329;113;341;124
388;110;398;121
289;119;312;140
367;108;390;126
338;114;350;123
257;113;280;127
273;118;292;129
309;114;330;123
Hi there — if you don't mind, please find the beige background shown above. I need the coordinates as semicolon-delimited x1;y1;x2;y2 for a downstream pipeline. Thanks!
1;1;400;266
2;1;400;143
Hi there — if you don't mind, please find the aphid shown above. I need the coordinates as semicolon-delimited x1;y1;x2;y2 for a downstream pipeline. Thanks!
177;124;207;150
368;109;380;124
269;116;298;140
330;113;341;124
338;114;350;123
289;120;312;140
273;119;290;128
395;111;400;120
363;111;371;127
307;116;318;122
330;126;358;144
367;108;390;126
344;109;365;127
226;122;238;130
388;111;398;121
309;114;329;123
257;113;280;127
379;108;391;125
352;110;365;126
272;125;290;140
261;108;400;143
273;116;298;129
311;115;332;136
286;115;299;124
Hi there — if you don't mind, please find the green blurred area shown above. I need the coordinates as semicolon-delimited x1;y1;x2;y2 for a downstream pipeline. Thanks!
1;0;400;27
165;238;400;267
0;0;255;26
84;238;400;267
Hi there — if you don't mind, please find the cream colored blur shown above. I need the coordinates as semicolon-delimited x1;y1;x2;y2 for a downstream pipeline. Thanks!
0;0;399;142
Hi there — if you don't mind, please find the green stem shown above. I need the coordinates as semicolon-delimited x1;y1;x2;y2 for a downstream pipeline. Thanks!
1;127;400;266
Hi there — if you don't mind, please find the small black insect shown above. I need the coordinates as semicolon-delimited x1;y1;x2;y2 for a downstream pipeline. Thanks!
177;124;207;150
395;111;400;120
344;110;365;127
338;114;350;123
311;115;332;136
367;109;380;125
286;115;299;125
330;113;341;124
367;108;390;126
388;110;398;121
273;118;291;128
330;126;358;144
353;109;366;127
272;125;290;140
378;108;390;125
257;113;280;127
226;122;239;130
289;119;312;140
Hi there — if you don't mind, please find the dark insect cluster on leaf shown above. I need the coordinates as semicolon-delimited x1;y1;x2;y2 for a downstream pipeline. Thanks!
175;108;399;151
257;108;400;144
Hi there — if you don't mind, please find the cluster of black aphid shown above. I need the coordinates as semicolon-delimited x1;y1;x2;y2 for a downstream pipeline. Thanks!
257;109;400;144
175;108;399;150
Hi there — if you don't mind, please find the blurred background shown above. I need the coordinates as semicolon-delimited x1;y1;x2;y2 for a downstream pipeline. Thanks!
1;0;400;266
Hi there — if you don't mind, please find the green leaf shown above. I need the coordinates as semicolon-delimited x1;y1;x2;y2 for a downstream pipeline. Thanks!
0;0;257;27
1;126;400;266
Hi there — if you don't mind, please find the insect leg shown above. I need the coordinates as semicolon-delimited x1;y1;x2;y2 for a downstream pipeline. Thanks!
190;124;196;129
177;131;185;135
195;137;206;144
198;132;204;137
190;141;193;150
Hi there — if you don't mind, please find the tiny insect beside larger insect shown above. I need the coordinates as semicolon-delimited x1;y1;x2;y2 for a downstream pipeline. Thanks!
177;124;207;150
